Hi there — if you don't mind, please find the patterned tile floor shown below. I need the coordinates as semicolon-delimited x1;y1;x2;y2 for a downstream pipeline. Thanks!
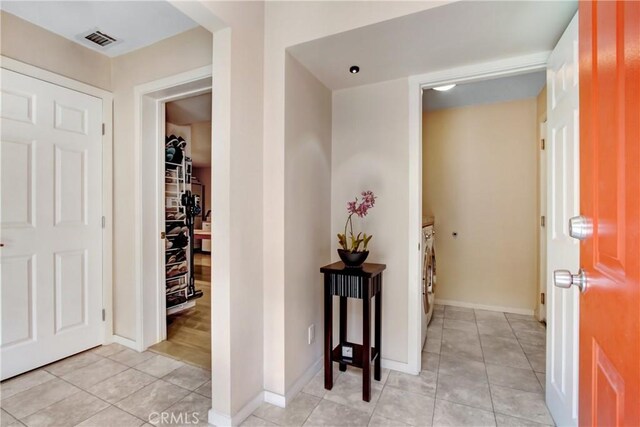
1;305;551;426
246;304;552;427
0;346;212;427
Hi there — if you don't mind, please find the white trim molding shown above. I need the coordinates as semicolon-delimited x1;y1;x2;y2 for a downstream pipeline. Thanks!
382;358;417;375
407;51;549;375
434;299;535;316
133;65;212;351
111;334;139;351
208;391;263;427
265;356;323;408
408;51;551;90
0;55;115;346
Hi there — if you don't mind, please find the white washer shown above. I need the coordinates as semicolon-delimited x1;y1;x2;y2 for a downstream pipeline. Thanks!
421;223;436;348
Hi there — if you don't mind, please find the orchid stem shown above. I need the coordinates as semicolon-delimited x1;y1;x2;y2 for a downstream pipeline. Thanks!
344;213;354;251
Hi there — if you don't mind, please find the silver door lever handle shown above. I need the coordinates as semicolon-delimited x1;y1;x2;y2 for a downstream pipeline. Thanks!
554;269;587;292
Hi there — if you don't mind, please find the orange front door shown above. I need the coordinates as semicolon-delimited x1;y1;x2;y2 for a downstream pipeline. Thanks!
579;1;640;425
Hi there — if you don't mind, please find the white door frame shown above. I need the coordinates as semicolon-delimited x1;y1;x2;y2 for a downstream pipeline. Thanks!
134;66;212;350
0;55;114;344
538;121;548;322
407;52;550;374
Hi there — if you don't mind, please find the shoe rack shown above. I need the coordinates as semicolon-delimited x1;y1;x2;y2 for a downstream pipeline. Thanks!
165;135;195;315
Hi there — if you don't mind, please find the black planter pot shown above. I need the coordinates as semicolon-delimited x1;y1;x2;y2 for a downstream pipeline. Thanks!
337;249;369;268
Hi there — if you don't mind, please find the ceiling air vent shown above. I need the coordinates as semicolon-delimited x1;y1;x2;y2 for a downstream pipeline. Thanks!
78;28;122;50
85;30;116;46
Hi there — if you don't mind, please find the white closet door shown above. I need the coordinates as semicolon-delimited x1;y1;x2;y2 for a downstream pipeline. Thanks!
0;69;103;380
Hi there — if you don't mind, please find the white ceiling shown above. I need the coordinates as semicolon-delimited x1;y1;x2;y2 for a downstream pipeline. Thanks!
166;92;212;125
423;70;546;112
0;1;199;57
289;1;577;90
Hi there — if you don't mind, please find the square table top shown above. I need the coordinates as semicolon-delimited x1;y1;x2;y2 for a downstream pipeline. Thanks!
320;261;386;277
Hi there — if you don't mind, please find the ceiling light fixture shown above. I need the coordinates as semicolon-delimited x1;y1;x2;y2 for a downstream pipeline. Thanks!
349;65;360;74
433;84;456;92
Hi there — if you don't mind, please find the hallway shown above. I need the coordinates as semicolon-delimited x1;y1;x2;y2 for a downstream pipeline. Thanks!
246;304;551;426
0;304;551;426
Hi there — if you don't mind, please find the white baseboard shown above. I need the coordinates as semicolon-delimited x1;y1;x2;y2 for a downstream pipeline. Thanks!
381;358;417;375
263;391;286;408
434;298;534;316
112;335;140;351
208;391;264;426
265;356;323;408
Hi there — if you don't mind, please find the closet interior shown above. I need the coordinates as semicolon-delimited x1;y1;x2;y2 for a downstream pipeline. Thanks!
150;91;212;370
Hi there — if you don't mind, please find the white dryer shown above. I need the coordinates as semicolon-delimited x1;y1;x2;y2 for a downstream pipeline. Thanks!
421;219;436;348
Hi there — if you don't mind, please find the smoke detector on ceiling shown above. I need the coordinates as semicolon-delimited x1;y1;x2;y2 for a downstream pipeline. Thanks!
78;28;123;50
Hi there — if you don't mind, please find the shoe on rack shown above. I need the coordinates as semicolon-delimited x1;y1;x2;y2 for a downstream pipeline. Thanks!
167;225;183;235
167;265;181;277
177;262;188;273
166;293;187;308
173;232;189;249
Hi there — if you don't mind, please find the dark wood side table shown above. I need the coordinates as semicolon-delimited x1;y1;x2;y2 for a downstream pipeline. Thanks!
320;261;386;402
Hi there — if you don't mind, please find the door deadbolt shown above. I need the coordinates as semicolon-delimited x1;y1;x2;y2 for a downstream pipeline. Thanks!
569;216;592;240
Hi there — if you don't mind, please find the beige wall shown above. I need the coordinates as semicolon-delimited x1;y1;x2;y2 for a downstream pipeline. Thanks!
190;120;212;167
284;53;332;391
262;0;450;397
192;2;266;416
332;78;410;363
422;99;538;311
2;0;464;417
110;27;213;340
0;11;111;90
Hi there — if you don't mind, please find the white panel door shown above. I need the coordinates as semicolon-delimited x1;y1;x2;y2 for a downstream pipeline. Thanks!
545;13;580;427
0;69;103;380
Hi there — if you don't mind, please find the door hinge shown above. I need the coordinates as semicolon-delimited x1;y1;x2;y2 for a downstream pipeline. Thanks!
541;139;545;150
102;309;106;321
101;216;106;228
418;242;421;251
160;231;166;240
102;123;105;135
540;293;545;305
540;216;546;227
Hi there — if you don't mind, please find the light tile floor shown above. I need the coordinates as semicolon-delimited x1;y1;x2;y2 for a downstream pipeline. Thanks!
247;304;553;427
1;305;551;427
0;345;211;427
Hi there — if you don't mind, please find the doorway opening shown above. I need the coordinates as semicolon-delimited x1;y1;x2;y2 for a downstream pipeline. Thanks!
134;66;212;363
416;67;551;403
148;91;212;370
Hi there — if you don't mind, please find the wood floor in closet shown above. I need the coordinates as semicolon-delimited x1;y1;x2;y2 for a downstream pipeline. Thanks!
150;253;211;371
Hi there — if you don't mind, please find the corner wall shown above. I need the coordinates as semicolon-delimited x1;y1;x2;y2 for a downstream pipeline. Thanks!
262;0;449;397
110;27;212;340
422;99;538;312
332;78;411;365
284;53;332;392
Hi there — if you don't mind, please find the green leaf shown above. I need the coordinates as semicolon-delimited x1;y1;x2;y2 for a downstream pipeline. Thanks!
363;234;373;250
337;233;348;250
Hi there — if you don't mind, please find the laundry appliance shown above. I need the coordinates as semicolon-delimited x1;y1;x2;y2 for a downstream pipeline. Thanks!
421;217;436;347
